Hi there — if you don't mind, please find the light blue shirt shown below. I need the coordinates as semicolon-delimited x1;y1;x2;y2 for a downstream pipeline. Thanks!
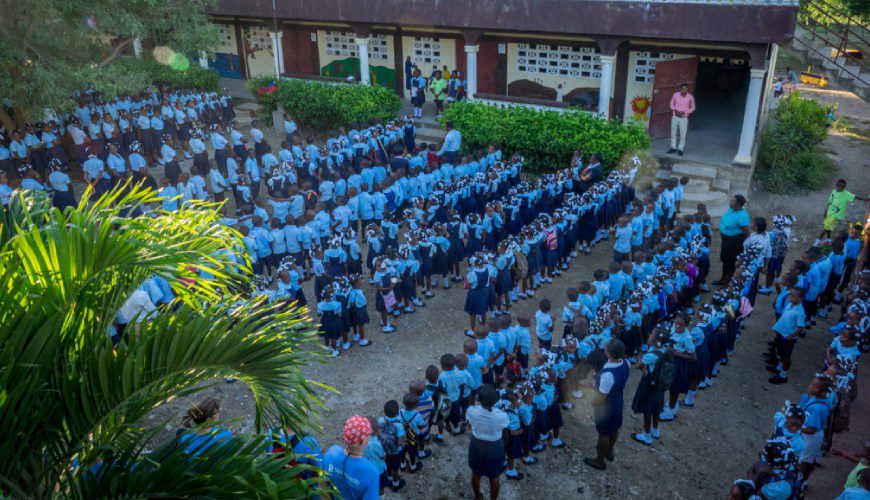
720;208;750;237
438;129;462;155
773;302;805;337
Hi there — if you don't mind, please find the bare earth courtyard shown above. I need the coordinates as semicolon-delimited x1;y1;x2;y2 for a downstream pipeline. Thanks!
138;87;870;498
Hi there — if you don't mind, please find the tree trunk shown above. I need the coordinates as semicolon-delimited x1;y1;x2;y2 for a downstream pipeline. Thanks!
13;106;32;129
0;107;14;131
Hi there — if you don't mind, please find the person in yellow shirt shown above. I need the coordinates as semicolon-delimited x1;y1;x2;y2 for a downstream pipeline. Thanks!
821;179;867;239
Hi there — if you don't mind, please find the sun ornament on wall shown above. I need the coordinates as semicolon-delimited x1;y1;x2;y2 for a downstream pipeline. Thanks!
630;96;652;122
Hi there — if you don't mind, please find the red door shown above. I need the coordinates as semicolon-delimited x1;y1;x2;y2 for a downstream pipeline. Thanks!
456;39;500;96
282;26;318;76
650;57;698;139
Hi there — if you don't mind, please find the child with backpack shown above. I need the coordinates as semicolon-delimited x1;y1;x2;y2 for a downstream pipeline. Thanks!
408;380;434;460
399;393;426;473
425;365;448;443
631;327;672;445
378;400;406;492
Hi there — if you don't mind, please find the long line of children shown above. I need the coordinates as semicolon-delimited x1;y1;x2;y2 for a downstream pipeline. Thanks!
729;225;866;500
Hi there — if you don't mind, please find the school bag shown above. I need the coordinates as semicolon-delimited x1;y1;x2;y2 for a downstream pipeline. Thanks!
432;381;452;423
545;230;558;251
646;350;675;392
378;418;401;457
588;337;607;372
400;411;418;448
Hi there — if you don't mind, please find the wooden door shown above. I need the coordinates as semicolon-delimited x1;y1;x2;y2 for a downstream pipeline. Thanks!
456;39;502;96
282;26;318;76
650;56;698;139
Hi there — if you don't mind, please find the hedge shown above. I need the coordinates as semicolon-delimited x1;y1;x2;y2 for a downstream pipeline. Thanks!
115;55;220;92
248;76;402;130
757;91;832;193
438;101;650;172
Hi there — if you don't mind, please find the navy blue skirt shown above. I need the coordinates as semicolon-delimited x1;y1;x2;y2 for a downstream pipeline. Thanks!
468;437;505;479
433;251;449;275
507;432;524;459
690;342;710;380
495;268;513;295
320;311;343;339
448;237;466;262
672;357;691;394
464;287;489;315
632;377;665;415
350;305;370;325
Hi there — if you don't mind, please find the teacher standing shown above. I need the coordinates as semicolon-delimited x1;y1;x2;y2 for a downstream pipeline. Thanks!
467;384;509;500
439;121;462;165
584;339;630;471
715;194;751;286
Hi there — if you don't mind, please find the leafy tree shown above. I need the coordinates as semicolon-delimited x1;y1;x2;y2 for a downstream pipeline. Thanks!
0;0;220;128
0;187;329;498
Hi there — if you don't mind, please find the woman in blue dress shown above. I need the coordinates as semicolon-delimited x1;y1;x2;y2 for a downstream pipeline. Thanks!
585;339;630;470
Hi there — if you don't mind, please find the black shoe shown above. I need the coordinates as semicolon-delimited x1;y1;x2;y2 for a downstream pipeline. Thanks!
583;457;607;470
506;471;524;480
606;453;615;462
767;341;777;347
766;366;780;374
666;148;677;154
677;150;684;156
768;375;788;385
390;479;406;492
408;462;423;473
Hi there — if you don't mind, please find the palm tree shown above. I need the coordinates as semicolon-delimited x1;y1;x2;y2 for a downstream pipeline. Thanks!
0;187;328;498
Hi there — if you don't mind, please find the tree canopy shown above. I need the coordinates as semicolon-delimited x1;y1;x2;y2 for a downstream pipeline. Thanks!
0;0;219;124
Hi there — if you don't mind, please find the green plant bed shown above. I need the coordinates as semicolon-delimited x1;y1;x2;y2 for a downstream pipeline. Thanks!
114;56;220;92
248;76;401;130
438;101;650;173
757;91;832;193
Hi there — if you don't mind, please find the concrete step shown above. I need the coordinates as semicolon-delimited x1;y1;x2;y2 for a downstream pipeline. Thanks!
668;162;718;181
681;190;728;204
235;102;261;112
712;178;731;192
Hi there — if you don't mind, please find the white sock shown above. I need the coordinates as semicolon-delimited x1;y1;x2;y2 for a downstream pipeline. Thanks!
685;390;695;405
780;369;788;378
444;277;449;288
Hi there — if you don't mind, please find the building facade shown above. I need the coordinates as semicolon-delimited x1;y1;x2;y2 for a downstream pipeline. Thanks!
207;0;798;165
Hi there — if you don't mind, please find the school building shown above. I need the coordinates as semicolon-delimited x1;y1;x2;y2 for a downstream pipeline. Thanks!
206;0;799;167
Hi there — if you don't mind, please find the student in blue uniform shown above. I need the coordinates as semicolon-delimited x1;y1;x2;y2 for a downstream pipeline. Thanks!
631;328;669;446
660;314;696;421
585;339;630;470
318;284;344;357
464;255;493;336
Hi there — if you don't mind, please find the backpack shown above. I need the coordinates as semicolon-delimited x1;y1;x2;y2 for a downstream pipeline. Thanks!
646;350;675;392
588;337;607;372
432;381;452;422
545;230;558;250
378;418;401;456
400;411;418;448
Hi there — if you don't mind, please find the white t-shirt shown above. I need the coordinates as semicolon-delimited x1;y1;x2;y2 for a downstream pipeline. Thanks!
467;406;509;441
118;289;157;324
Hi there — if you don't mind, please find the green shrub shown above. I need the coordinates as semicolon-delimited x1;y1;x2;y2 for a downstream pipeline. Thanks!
438;101;650;172
248;76;401;130
116;55;220;92
757;91;832;193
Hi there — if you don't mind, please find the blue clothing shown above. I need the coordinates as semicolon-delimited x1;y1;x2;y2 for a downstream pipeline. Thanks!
773;303;805;337
322;445;380;500
720;208;751;237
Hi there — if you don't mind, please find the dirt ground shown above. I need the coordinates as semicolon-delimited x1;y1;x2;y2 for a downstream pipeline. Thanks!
120;86;868;499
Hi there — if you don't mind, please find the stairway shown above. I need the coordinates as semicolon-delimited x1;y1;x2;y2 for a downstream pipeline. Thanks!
413;116;447;147
790;1;869;102
655;161;732;224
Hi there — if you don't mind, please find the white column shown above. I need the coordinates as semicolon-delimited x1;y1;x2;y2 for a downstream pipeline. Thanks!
275;31;285;74
355;37;371;85
597;55;616;118
734;68;766;165
465;44;480;98
133;37;142;58
198;51;209;69
269;32;281;77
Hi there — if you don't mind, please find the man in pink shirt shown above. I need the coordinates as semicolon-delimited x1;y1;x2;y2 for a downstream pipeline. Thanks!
668;83;696;156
